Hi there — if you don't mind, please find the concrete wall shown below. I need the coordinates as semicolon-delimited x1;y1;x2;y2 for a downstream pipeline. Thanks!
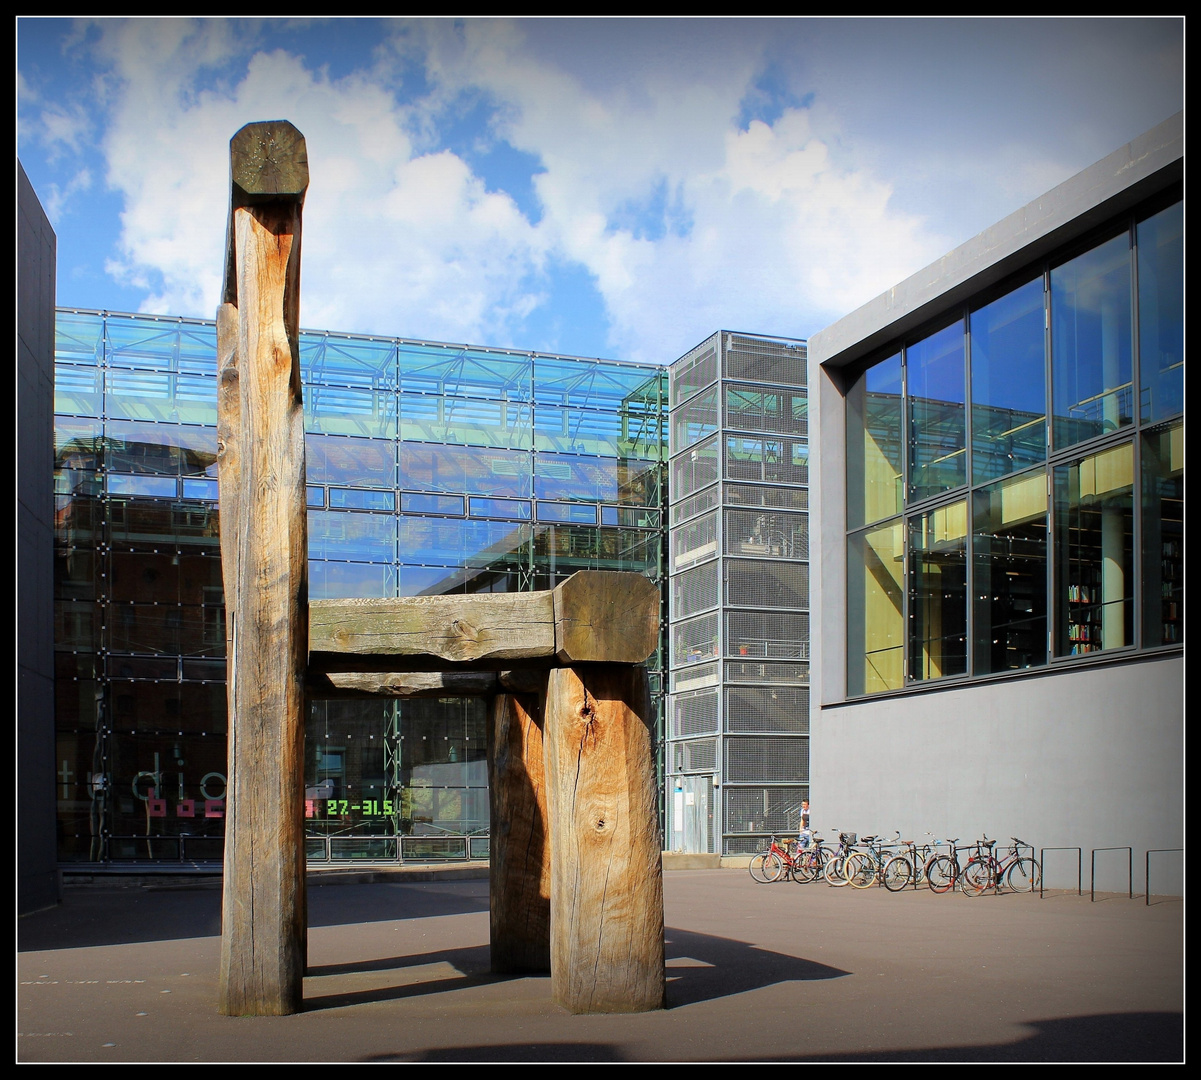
18;162;59;913
810;655;1183;893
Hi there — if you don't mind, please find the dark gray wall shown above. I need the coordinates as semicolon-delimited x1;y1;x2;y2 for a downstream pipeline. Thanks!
18;162;59;913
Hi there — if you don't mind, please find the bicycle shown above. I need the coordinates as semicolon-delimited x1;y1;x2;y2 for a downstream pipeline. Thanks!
881;836;937;892
960;836;1041;895
790;834;829;884
749;835;805;883
925;837;963;893
822;832;858;887
845;832;901;888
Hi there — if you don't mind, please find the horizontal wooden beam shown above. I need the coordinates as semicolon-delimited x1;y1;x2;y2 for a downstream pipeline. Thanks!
307;670;498;698
308;571;659;672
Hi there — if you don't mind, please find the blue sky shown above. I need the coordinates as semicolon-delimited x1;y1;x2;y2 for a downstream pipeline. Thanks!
17;17;1183;365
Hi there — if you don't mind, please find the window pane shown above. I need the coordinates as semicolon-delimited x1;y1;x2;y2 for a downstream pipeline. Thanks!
971;277;1047;483
1141;423;1183;646
1137;202;1183;423
847;518;904;694
907;323;966;502
847;352;903;528
1051;232;1133;448
908;500;968;681
1054;442;1134;655
972;470;1047;674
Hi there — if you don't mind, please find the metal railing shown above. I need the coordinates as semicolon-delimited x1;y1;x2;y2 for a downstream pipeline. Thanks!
1090;847;1132;901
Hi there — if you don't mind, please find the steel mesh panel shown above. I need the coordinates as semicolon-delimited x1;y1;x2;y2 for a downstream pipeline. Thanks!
725;558;808;609
723;483;808;511
723;509;808;560
671;484;721;526
726;610;809;660
672;738;718;773
671;387;720;455
724;685;810;733
671;339;719;404
671;562;719;619
722;335;807;387
671;687;719;737
671;435;720;501
725;660;810;685
671;660;719;693
672;511;718;572
723;785;808;835
671;611;719;667
723;435;809;485
725;736;809;783
724;383;808;435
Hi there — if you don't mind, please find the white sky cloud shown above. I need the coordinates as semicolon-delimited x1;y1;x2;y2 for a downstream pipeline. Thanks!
17;16;1183;364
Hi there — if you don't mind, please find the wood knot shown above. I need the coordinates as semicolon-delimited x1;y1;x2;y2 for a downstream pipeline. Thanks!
594;816;608;833
451;619;480;642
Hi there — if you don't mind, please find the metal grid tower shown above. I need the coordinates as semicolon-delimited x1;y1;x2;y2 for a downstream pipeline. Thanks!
666;331;810;855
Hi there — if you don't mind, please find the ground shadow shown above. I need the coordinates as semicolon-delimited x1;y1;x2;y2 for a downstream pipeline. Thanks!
664;926;846;1007
745;1011;1183;1063
300;924;845;1013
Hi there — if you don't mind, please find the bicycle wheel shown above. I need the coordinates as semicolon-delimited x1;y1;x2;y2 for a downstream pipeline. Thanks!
846;852;878;889
749;851;784;883
882;855;913;892
824;854;851;887
959;858;993;896
1006;857;1041;892
790;853;818;883
926;854;957;893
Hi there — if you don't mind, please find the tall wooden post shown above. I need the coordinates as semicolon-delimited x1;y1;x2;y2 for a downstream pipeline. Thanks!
217;121;309;1016
544;664;665;1013
488;676;551;973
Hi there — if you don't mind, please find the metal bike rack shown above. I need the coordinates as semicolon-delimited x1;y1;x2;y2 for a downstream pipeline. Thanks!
1145;847;1183;905
1090;846;1132;901
1039;847;1082;898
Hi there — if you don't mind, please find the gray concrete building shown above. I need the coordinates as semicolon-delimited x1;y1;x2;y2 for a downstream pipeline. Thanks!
808;114;1183;892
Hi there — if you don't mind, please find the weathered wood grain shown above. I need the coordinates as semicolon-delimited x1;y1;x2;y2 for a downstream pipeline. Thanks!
553;570;660;665
544;665;665;1013
489;682;551;974
308;571;659;670
218;123;309;1017
309;670;498;698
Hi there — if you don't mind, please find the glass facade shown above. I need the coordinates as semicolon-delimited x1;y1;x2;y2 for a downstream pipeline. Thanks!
53;310;666;864
845;194;1183;696
666;332;810;855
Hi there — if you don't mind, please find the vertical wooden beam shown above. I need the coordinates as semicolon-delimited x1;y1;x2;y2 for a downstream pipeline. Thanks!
488;681;551;973
544;665;665;1013
218;122;309;1017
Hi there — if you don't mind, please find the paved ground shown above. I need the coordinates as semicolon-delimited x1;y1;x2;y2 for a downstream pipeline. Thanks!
18;869;1183;1063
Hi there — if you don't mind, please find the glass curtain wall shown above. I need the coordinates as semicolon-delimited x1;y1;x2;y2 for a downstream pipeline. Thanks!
845;196;1182;696
666;332;810;855
53;310;666;864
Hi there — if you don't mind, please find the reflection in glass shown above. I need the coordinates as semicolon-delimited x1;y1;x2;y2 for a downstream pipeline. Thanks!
1141;423;1183;646
971;278;1047;483
908;500;968;681
972;471;1047;674
1137;202;1183;424
847;518;904;694
908;323;966;502
1051;232;1133;448
847;352;903;528
1054;442;1134;655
